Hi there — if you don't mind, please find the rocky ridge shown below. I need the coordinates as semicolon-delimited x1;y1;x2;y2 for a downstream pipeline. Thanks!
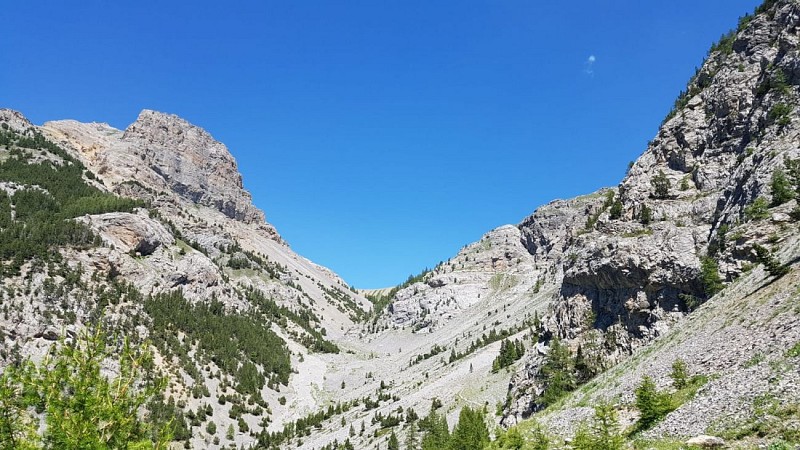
376;0;800;436
1;1;799;448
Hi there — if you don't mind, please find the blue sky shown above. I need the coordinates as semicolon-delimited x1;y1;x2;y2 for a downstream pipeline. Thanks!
1;1;761;288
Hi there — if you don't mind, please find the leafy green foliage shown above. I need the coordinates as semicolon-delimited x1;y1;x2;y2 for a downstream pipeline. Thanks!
771;168;795;206
572;403;624;450
419;406;450;450
492;339;525;373
449;407;490;450
388;430;399;450
244;286;339;353
634;376;675;431
0;127;142;275
256;400;355;448
365;268;433;318
639;204;653;225
650;170;671;200
539;338;576;407
670;359;689;390
768;103;793;128
489;423;548;450
143;290;291;396
745;197;770;221
753;244;790;278
700;256;723;299
787;341;800;358
0;330;171;449
608;200;623;220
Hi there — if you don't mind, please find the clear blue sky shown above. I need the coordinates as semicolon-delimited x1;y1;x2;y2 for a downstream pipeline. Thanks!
1;1;761;288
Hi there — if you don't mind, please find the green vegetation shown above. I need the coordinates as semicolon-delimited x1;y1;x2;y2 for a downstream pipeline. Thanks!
365;268;433;319
539;338;577;407
768;103;793;128
0;128;142;275
143;290;291;396
417;405;489;450
632;371;709;433
447;318;536;365
700;256;723;298
670;359;688;390
585;191;616;231
243;286;339;353
450;407;490;450
639;204;653;225
489;423;548;450
573;403;624;450
753;244;790;278
770;168;794;206
608;199;623;220
492;339;525;373
712;393;800;444
388;430;399;450
634;376;675;431
0;330;171;449
745;197;770;221
256;400;356;448
650;170;671;200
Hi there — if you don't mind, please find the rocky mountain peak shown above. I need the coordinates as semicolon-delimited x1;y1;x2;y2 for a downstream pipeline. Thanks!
0;108;34;133
121;109;266;224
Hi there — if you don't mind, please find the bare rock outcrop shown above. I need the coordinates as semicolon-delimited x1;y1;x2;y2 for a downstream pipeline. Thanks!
79;210;174;256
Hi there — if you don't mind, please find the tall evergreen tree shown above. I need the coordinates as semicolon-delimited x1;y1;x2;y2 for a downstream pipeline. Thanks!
449;406;489;450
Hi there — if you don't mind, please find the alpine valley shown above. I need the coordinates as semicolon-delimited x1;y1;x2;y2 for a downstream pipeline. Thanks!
1;1;800;449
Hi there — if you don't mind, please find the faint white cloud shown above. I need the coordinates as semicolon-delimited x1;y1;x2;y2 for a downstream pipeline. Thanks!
584;55;597;76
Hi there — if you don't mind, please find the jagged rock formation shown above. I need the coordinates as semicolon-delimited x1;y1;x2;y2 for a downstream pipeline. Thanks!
1;2;799;449
0;107;377;449
376;0;800;432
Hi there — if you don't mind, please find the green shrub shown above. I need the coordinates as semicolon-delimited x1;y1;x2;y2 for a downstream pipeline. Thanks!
449;406;489;450
787;342;800;358
651;170;671;199
573;403;624;450
634;376;675;431
744;197;770;221
670;359;689;390
770;169;795;206
0;330;172;449
539;338;577;407
768;103;792;127
700;256;724;298
639;204;653;225
753;244;790;278
609;200;623;220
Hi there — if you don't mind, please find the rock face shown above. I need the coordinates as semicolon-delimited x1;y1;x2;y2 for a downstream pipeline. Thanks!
79;211;174;256
502;0;800;422
378;0;800;428
2;2;800;449
121;110;265;224
42;110;275;232
1;107;376;449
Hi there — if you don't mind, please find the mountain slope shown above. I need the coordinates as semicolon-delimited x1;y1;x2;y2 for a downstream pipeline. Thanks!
1;1;800;449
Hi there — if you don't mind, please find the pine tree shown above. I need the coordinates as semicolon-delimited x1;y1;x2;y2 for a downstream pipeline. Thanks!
540;338;576;406
449;406;489;450
651;170;671;199
670;359;689;389
573;403;624;450
0;329;172;449
419;408;449;450
634;376;675;430
405;423;419;450
388;430;400;450
771;168;795;206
